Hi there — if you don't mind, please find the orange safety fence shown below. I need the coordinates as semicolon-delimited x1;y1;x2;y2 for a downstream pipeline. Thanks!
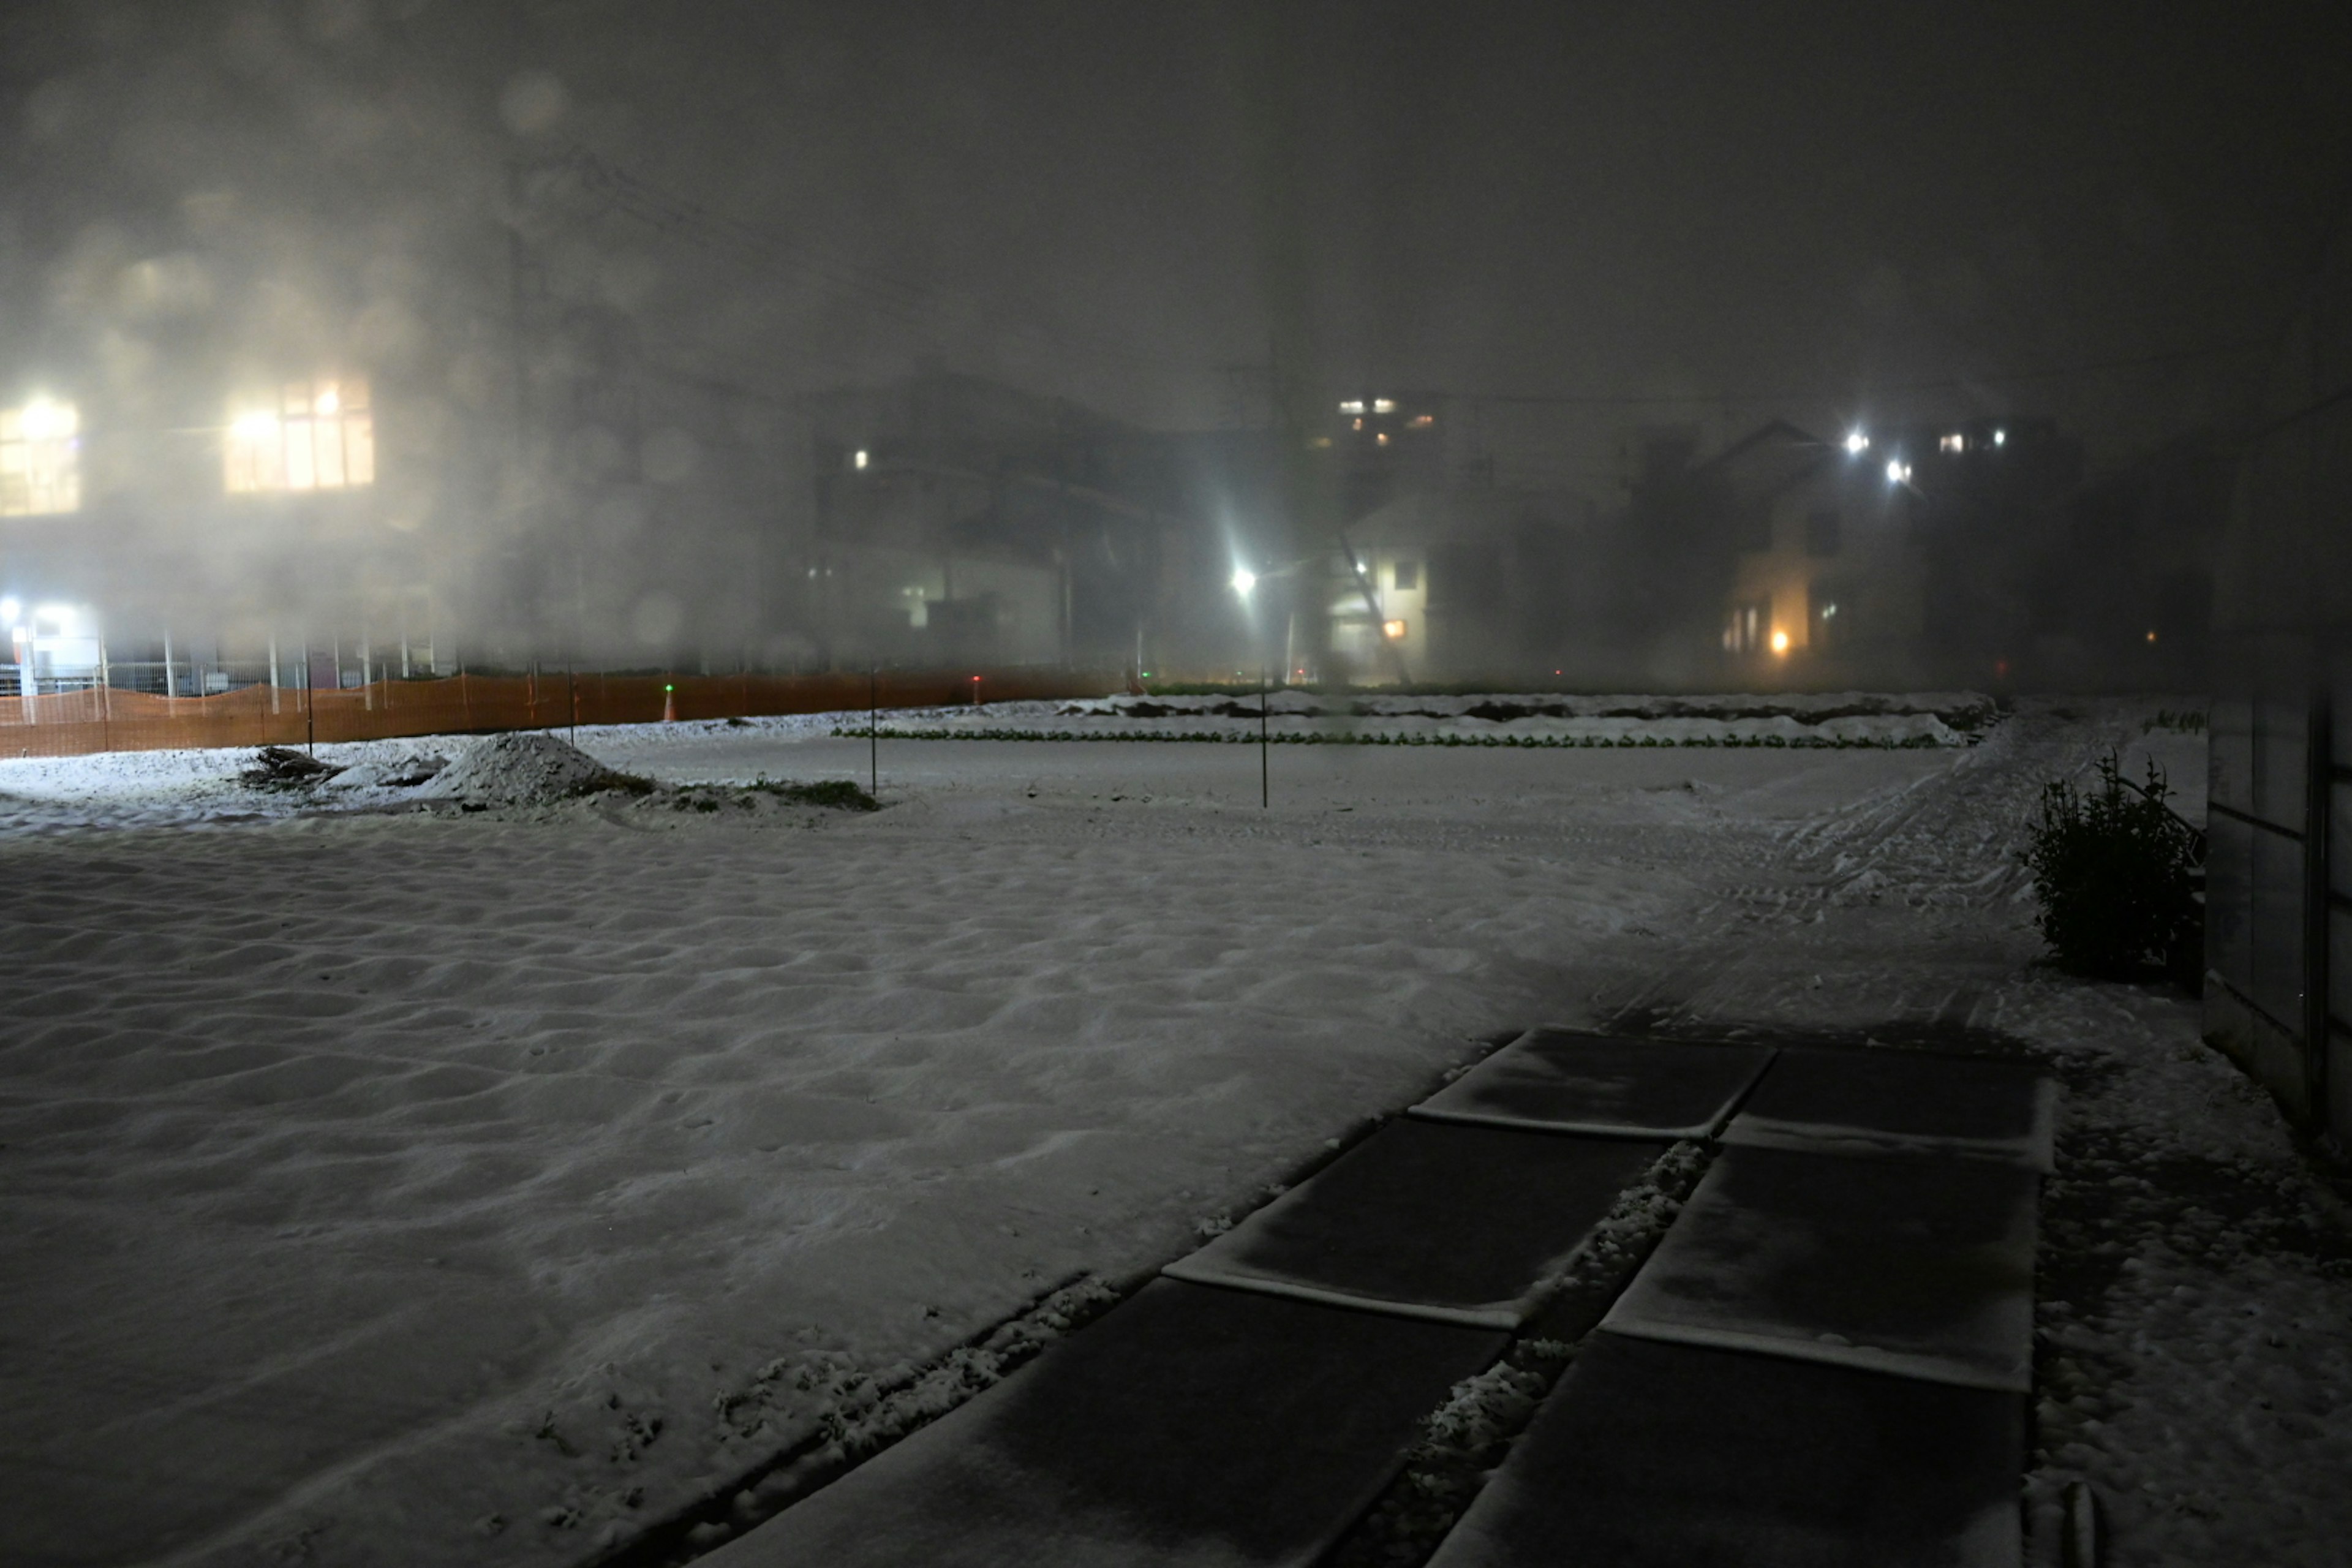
0;666;1121;761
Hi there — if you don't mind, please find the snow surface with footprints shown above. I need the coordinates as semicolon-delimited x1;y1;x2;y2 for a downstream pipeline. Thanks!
1;696;2342;1568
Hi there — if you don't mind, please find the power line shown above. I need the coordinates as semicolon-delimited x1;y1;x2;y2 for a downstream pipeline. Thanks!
1447;338;2274;410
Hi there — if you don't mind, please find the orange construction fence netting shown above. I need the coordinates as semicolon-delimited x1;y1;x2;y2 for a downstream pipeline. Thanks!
0;666;1120;761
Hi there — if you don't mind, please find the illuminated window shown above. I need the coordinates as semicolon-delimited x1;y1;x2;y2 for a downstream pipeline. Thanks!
1940;432;1966;454
1381;618;1408;640
1410;413;1434;428
1371;398;1395;413
1724;600;1767;654
0;398;80;516
1337;399;1365;415
225;377;375;493
1812;584;1849;652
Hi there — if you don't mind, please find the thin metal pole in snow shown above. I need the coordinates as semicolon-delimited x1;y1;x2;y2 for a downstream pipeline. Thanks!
304;644;315;758
1260;662;1270;809
869;664;878;797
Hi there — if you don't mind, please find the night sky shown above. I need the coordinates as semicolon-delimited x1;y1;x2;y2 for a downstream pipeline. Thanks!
3;0;2348;475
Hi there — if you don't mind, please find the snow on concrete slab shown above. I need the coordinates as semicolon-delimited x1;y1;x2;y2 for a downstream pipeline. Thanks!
1428;1332;2025;1568
1722;1046;2059;1170
1410;1028;1776;1139
1604;1145;2041;1392
1162;1121;1664;1328
699;1280;1504;1568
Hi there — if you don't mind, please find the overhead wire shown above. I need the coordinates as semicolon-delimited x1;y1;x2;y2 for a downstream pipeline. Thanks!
1446;338;2277;411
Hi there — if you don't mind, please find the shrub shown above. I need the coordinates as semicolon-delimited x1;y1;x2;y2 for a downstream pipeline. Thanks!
2022;753;2203;983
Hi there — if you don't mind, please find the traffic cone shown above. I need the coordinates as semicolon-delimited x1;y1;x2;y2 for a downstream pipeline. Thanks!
662;683;677;722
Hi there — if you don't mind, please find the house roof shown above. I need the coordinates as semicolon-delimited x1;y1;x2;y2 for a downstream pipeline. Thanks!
1695;418;1831;508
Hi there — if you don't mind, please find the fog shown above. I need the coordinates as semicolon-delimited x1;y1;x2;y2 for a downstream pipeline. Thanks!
0;0;2343;687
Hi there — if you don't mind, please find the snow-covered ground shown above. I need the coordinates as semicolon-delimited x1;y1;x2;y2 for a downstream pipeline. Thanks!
1;696;2333;1568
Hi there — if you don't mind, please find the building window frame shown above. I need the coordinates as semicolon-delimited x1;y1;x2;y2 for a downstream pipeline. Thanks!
225;376;375;494
0;398;81;517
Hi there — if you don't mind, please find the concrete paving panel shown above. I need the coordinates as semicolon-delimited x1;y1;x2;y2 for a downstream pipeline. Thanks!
1428;1332;2024;1568
1721;1047;2058;1170
1410;1028;1777;1139
703;1280;1506;1568
1603;1145;2040;1390
1163;1119;1665;1327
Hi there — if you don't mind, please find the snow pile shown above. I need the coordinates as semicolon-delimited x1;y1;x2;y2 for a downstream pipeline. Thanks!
417;731;620;805
323;750;449;791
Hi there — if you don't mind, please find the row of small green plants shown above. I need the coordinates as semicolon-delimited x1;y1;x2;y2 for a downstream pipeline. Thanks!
833;725;1963;750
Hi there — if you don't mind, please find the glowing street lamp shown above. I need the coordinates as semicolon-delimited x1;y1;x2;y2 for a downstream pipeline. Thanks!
1843;430;1870;455
1227;565;1269;807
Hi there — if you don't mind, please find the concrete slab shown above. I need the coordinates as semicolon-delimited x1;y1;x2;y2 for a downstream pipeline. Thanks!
1163;1120;1664;1327
702;1280;1506;1568
1722;1047;2059;1171
1603;1145;2040;1391
1428;1332;2024;1568
1410;1028;1777;1139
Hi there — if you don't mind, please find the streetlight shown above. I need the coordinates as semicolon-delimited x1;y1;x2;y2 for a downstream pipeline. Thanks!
1231;566;1267;807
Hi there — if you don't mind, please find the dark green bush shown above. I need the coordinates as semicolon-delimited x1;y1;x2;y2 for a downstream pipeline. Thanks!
2022;754;2203;982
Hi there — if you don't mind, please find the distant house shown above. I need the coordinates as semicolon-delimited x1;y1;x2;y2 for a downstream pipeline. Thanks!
1702;417;2086;688
803;372;1220;675
1325;489;1599;684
